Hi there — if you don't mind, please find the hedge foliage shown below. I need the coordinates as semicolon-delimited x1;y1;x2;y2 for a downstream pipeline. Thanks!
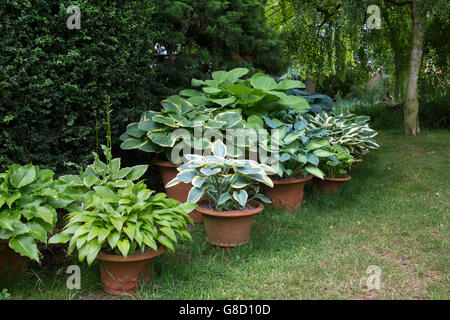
0;0;287;174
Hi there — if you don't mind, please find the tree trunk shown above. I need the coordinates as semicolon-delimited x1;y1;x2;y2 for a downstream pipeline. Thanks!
305;75;315;93
404;0;424;136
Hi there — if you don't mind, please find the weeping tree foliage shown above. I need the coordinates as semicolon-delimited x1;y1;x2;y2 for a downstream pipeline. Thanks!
267;0;449;136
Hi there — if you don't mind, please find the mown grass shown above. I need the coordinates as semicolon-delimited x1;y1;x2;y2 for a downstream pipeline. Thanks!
1;128;449;300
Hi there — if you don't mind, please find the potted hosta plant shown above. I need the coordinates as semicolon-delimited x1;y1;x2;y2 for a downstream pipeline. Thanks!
166;140;274;247
0;164;66;275
315;144;360;194
120;95;242;222
260;117;333;210
50;179;195;295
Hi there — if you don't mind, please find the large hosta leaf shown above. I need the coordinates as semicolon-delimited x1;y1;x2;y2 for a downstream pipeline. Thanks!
9;234;39;262
9;164;36;189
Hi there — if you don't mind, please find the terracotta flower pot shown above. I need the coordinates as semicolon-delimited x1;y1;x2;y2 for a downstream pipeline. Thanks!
314;174;351;194
262;175;313;210
195;200;264;247
97;246;166;295
0;239;29;277
154;160;202;223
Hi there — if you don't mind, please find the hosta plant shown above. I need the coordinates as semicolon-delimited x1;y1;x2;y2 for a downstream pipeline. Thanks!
319;144;361;178
260;117;334;180
0;164;66;262
49;180;195;265
166;140;275;212
120;95;243;163
301;108;379;156
180;68;311;118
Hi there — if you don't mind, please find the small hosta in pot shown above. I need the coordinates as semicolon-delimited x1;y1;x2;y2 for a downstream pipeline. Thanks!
315;144;359;194
50;142;195;295
167;140;274;247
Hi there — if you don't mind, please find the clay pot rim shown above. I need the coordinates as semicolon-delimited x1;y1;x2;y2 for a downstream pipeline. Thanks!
196;200;264;218
322;174;352;182
97;246;166;262
270;174;313;185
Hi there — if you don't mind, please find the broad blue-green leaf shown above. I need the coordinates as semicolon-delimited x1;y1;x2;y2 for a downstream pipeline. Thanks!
93;186;117;203
233;190;248;207
305;166;324;179
187;187;204;203
127;165;148;181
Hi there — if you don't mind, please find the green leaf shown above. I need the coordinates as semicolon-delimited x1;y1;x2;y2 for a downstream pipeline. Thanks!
127;165;148;180
148;132;176;147
305;166;324;179
117;239;130;258
0;212;14;231
120;137;146;150
233;190;248;207
157;235;174;251
107;231;120;249
160;227;177;242
277;79;305;90
26;222;47;243
93;186;117;203
35;205;56;225
218;193;232;205
9;164;36;188
250;75;277;91
49;232;72;244
9;234;39;262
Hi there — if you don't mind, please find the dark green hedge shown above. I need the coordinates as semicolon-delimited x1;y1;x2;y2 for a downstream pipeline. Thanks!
0;0;286;174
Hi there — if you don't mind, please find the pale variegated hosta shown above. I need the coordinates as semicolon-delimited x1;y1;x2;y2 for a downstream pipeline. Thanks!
120;95;243;163
319;144;361;178
301;108;379;156
166;140;275;212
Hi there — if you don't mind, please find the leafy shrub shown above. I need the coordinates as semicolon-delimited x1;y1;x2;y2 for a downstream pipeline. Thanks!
0;1;286;174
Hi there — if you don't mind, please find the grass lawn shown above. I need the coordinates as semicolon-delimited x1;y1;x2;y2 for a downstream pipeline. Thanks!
1;128;449;300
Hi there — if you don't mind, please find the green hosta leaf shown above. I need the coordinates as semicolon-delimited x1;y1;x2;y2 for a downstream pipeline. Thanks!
179;89;202;97
35;205;56;225
307;154;319;166
123;223;136;241
0;212;14;231
86;240;101;266
209;96;236;107
148;132;176;147
177;202;197;214
160;227;177;242
59;175;84;186
233;190;248;207
215;112;242;128
226;67;249;82
253;194;272;203
117;239;130;258
9;234;39;262
202;87;222;94
250;75;277;91
143;234;158;251
313;149;335;157
93;186;117;203
126;123;146;138
111;167;132;180
49;232;72;244
191;176;205;188
305;166;324;179
157;235;174;251
26;222;47;243
107;231;120;249
120;137;146;150
9;164;36;188
191;78;205;87
6;192;21;208
127;165;148;180
277;79;305;90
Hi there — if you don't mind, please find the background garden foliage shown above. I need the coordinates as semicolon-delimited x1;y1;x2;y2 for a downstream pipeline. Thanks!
0;0;287;174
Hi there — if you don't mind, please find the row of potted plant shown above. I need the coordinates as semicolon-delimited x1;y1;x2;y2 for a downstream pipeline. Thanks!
1;68;379;296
